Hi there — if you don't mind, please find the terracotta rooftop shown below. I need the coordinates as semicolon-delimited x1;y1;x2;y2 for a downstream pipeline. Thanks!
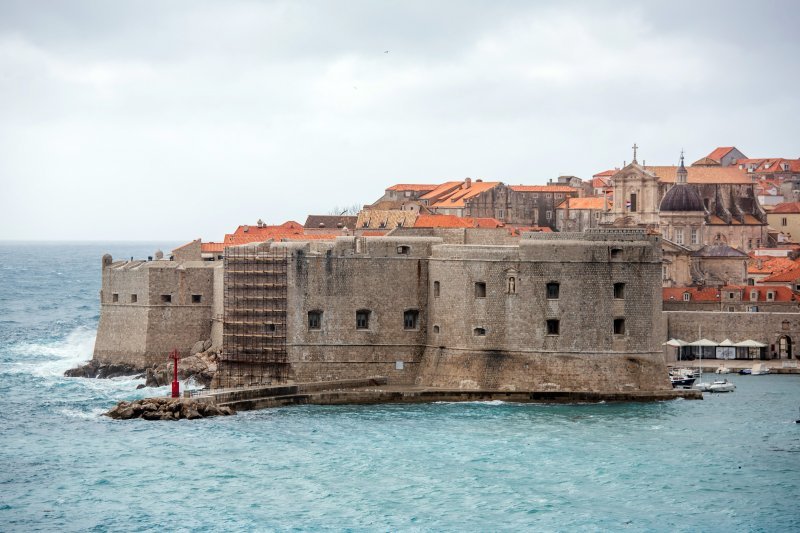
664;285;800;303
419;181;463;201
706;147;737;162
691;157;721;166
508;185;576;193
430;181;501;208
386;184;439;192
747;256;799;275
555;197;610;210
200;242;226;253
592;169;617;178
770;202;800;214
413;214;472;228
761;265;800;283
648;165;752;185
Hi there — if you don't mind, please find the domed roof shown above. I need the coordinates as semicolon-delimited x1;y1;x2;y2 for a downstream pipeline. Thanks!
659;183;704;212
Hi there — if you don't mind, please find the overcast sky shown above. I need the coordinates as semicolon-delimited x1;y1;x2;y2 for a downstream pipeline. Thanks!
1;0;798;241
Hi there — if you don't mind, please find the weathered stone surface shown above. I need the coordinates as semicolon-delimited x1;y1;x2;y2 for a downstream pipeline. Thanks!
105;398;235;421
144;351;219;388
65;361;145;379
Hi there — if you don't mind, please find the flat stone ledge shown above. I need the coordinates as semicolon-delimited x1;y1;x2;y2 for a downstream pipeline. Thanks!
218;386;701;411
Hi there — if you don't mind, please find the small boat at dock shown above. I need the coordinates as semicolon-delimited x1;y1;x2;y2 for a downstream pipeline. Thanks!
709;379;736;393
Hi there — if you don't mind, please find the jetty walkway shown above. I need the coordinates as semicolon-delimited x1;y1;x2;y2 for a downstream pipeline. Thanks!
188;377;702;412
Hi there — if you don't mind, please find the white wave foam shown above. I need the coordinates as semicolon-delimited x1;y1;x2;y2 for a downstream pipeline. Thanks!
60;407;106;420
4;326;96;378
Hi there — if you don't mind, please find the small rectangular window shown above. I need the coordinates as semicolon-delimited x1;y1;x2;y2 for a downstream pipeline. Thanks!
473;327;486;336
782;217;788;226
112;293;119;303
397;245;410;255
130;294;137;303
356;310;370;329
683;292;690;302
691;228;698;245
546;319;559;335
308;310;322;330
434;281;440;297
191;294;202;303
475;282;486;298
161;294;172;303
613;283;625;299
404;310;419;330
613;318;625;335
265;323;276;332
546;282;560;300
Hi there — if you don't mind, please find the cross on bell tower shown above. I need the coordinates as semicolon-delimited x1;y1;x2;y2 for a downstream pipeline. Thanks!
632;143;639;164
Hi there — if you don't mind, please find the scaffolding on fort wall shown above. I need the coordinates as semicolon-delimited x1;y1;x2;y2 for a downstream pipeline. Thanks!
219;246;289;388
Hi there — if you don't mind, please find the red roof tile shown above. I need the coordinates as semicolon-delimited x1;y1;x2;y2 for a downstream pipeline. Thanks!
414;214;473;228
508;185;576;193
663;285;800;302
556;197;610;210
386;184;439;192
770;202;800;214
706;147;736;162
761;265;800;283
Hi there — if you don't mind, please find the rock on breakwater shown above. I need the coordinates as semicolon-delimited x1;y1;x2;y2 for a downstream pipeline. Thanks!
105;397;235;421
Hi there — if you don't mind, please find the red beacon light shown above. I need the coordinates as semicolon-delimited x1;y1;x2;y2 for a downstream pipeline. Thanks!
169;348;180;398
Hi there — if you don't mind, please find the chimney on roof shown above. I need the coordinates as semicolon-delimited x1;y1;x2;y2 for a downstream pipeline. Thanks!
243;225;249;233
464;177;471;189
319;222;325;228
257;219;264;228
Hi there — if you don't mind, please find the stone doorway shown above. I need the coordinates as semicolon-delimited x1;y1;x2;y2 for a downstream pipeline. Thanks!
778;335;793;359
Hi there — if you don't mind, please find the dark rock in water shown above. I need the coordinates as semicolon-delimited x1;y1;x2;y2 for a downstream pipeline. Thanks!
105;398;235;421
65;360;145;379
136;384;145;390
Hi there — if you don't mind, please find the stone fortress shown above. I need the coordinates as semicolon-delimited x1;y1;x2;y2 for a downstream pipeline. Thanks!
93;229;679;398
86;145;800;404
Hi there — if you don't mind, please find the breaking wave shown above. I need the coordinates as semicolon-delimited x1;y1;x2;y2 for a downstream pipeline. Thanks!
2;326;96;378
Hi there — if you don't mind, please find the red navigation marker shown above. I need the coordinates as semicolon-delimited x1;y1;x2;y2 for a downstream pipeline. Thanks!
170;348;180;398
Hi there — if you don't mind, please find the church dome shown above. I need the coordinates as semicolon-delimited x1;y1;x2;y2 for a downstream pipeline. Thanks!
659;183;704;212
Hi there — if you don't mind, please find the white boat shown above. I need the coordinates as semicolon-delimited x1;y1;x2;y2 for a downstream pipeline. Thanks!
694;381;712;392
715;366;732;374
709;379;736;393
751;363;771;375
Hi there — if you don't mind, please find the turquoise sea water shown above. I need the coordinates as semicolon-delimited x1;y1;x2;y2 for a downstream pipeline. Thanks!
1;243;799;532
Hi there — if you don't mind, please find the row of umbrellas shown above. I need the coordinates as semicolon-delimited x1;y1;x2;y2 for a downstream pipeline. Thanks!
663;338;767;348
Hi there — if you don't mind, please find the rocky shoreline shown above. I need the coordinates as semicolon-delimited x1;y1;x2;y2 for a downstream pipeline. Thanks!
65;340;219;388
105;397;235;420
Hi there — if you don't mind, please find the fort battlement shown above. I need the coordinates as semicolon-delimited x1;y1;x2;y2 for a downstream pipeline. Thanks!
93;229;673;395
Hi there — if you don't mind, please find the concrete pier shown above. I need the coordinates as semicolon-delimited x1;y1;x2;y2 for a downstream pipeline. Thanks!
191;377;702;412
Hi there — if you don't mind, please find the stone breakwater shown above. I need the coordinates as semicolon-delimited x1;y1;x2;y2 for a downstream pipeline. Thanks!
105;397;235;421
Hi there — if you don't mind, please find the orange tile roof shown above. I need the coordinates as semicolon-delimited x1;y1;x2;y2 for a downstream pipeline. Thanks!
706;147;736;162
469;217;504;228
591;176;611;188
649;165;752;184
386;184;439;192
430;181;501;208
770;202;800;214
414;214;472;228
592;169;616;178
761;265;800;283
419;181;462;201
201;242;226;253
747;256;798;275
555;197;610;210
508;185;576;193
664;285;800;302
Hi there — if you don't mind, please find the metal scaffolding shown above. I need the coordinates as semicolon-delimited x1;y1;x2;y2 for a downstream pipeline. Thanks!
218;246;289;388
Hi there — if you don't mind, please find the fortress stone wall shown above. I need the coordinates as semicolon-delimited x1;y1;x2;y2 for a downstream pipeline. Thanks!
93;255;219;368
92;230;676;393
